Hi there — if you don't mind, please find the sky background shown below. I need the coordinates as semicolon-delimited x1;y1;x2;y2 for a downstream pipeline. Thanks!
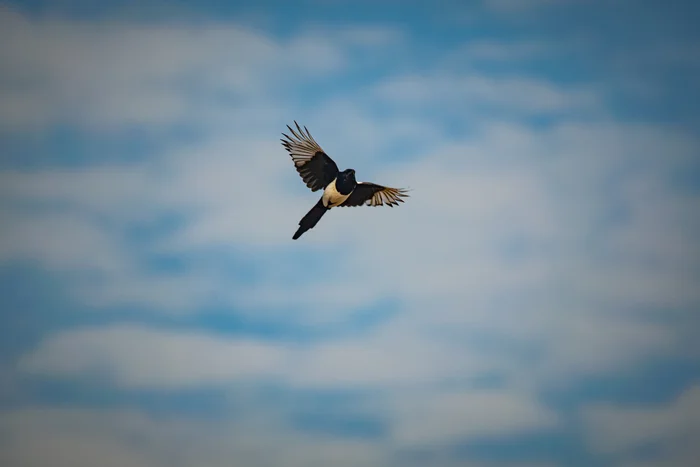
1;0;699;466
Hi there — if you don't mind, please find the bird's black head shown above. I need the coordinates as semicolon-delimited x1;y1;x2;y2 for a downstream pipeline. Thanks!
340;168;356;183
336;168;357;194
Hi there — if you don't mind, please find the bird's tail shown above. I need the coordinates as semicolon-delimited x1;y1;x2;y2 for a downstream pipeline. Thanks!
293;198;328;240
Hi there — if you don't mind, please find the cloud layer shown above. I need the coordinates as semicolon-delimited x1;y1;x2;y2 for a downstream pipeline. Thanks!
1;2;699;467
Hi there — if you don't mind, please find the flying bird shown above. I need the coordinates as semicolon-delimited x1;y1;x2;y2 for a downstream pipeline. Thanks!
281;121;410;240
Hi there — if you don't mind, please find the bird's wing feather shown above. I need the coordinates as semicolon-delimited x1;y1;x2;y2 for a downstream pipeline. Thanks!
281;122;339;192
340;182;410;207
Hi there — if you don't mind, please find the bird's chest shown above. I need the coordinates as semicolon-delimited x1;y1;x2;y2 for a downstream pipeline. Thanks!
322;179;351;208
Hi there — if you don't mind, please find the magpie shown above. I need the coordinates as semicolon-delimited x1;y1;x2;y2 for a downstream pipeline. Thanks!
281;121;410;240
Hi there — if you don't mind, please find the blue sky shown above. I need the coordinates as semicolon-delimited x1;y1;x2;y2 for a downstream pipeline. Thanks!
1;0;699;466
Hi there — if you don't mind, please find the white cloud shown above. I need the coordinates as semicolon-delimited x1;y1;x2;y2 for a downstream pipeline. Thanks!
0;407;387;467
19;325;289;389
4;119;698;377
0;404;563;467
18;320;489;390
0;6;398;131
0;167;153;215
534;312;677;380
0;211;132;275
372;73;600;115
14;320;562;461
289;316;499;388
1;4;699;454
1;5;699;467
484;0;579;12
15;321;560;459
582;385;700;466
390;390;557;445
454;40;552;61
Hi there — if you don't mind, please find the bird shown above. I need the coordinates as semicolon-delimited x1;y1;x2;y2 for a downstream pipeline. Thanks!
281;121;410;240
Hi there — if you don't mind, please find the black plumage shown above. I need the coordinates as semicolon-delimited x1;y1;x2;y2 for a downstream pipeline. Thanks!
281;121;409;239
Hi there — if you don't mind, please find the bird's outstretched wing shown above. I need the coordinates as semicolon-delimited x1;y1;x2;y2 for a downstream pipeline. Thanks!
281;122;339;192
341;182;409;207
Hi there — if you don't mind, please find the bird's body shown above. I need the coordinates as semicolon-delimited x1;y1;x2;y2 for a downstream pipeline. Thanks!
322;170;356;208
281;122;409;239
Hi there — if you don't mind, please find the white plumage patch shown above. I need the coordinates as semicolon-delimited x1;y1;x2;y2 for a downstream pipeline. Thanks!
322;179;350;208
